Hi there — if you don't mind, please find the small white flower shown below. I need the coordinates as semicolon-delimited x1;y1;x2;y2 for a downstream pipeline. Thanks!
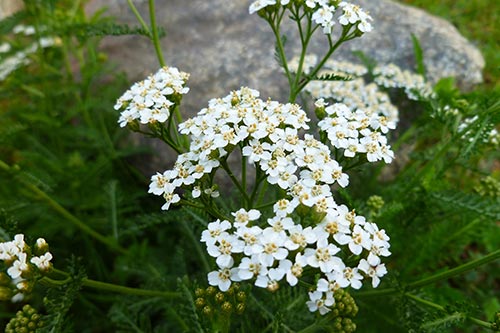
7;252;29;279
161;191;180;210
358;259;387;288
306;290;335;315
335;225;372;255
201;219;232;244
232;208;261;227
238;255;269;286
284;225;316;250
31;252;53;271
335;266;363;289
304;239;342;273
207;266;240;291
249;0;276;14
255;229;288;267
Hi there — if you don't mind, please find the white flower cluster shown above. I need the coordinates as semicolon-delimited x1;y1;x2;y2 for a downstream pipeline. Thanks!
146;86;391;314
249;1;373;35
457;115;500;146
114;66;190;128
317;101;395;162
0;235;53;302
202;202;390;316
12;25;36;36
149;87;312;209
0;37;59;81
373;63;435;100
291;56;400;127
338;1;373;33
323;58;368;77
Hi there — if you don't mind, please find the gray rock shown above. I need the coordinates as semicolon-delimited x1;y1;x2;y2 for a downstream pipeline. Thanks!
89;0;484;113
86;0;484;174
0;0;23;18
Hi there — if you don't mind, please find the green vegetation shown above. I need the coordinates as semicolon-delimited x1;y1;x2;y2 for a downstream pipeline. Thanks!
0;1;498;332
402;0;499;90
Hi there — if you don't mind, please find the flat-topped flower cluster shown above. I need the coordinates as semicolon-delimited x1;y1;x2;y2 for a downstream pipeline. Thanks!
145;87;391;314
0;234;53;302
114;66;190;127
0;24;60;81
316;101;395;162
249;1;373;34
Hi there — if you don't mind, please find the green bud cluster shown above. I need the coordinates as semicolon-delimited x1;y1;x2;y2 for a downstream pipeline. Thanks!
492;311;500;331
367;195;385;211
329;289;358;333
194;283;247;318
4;304;44;333
474;176;500;198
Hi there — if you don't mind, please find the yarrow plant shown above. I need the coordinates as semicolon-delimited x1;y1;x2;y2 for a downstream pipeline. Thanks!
1;0;499;332
114;0;395;317
0;235;52;303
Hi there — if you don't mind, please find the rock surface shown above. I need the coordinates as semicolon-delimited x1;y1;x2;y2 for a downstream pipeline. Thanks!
88;0;484;115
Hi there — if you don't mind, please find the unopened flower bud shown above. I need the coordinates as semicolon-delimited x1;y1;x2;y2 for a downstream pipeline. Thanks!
202;305;212;317
5;304;42;333
221;301;232;314
236;291;246;302
195;298;205;308
236;303;245;315
333;317;343;331
367;195;385;211
194;288;205;297
34;238;49;255
493;311;500;330
16;280;32;293
226;286;235;296
314;99;327;120
205;286;216;296
231;95;239;106
267;281;279;292
215;292;225;303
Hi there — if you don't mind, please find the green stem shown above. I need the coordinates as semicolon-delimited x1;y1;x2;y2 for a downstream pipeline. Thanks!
148;0;166;67
407;248;500;289
249;168;266;207
467;317;496;331
179;218;211;274
179;199;205;210
0;160;127;254
405;293;444;311
42;270;181;298
241;152;248;208
83;278;180;298
293;28;350;100
126;0;151;36
268;10;293;90
220;159;250;205
290;12;310;92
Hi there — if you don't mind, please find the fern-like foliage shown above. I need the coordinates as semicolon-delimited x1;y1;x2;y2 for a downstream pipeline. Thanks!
58;22;166;39
430;190;500;220
307;72;352;82
175;277;206;333
419;312;466;333
38;257;86;333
